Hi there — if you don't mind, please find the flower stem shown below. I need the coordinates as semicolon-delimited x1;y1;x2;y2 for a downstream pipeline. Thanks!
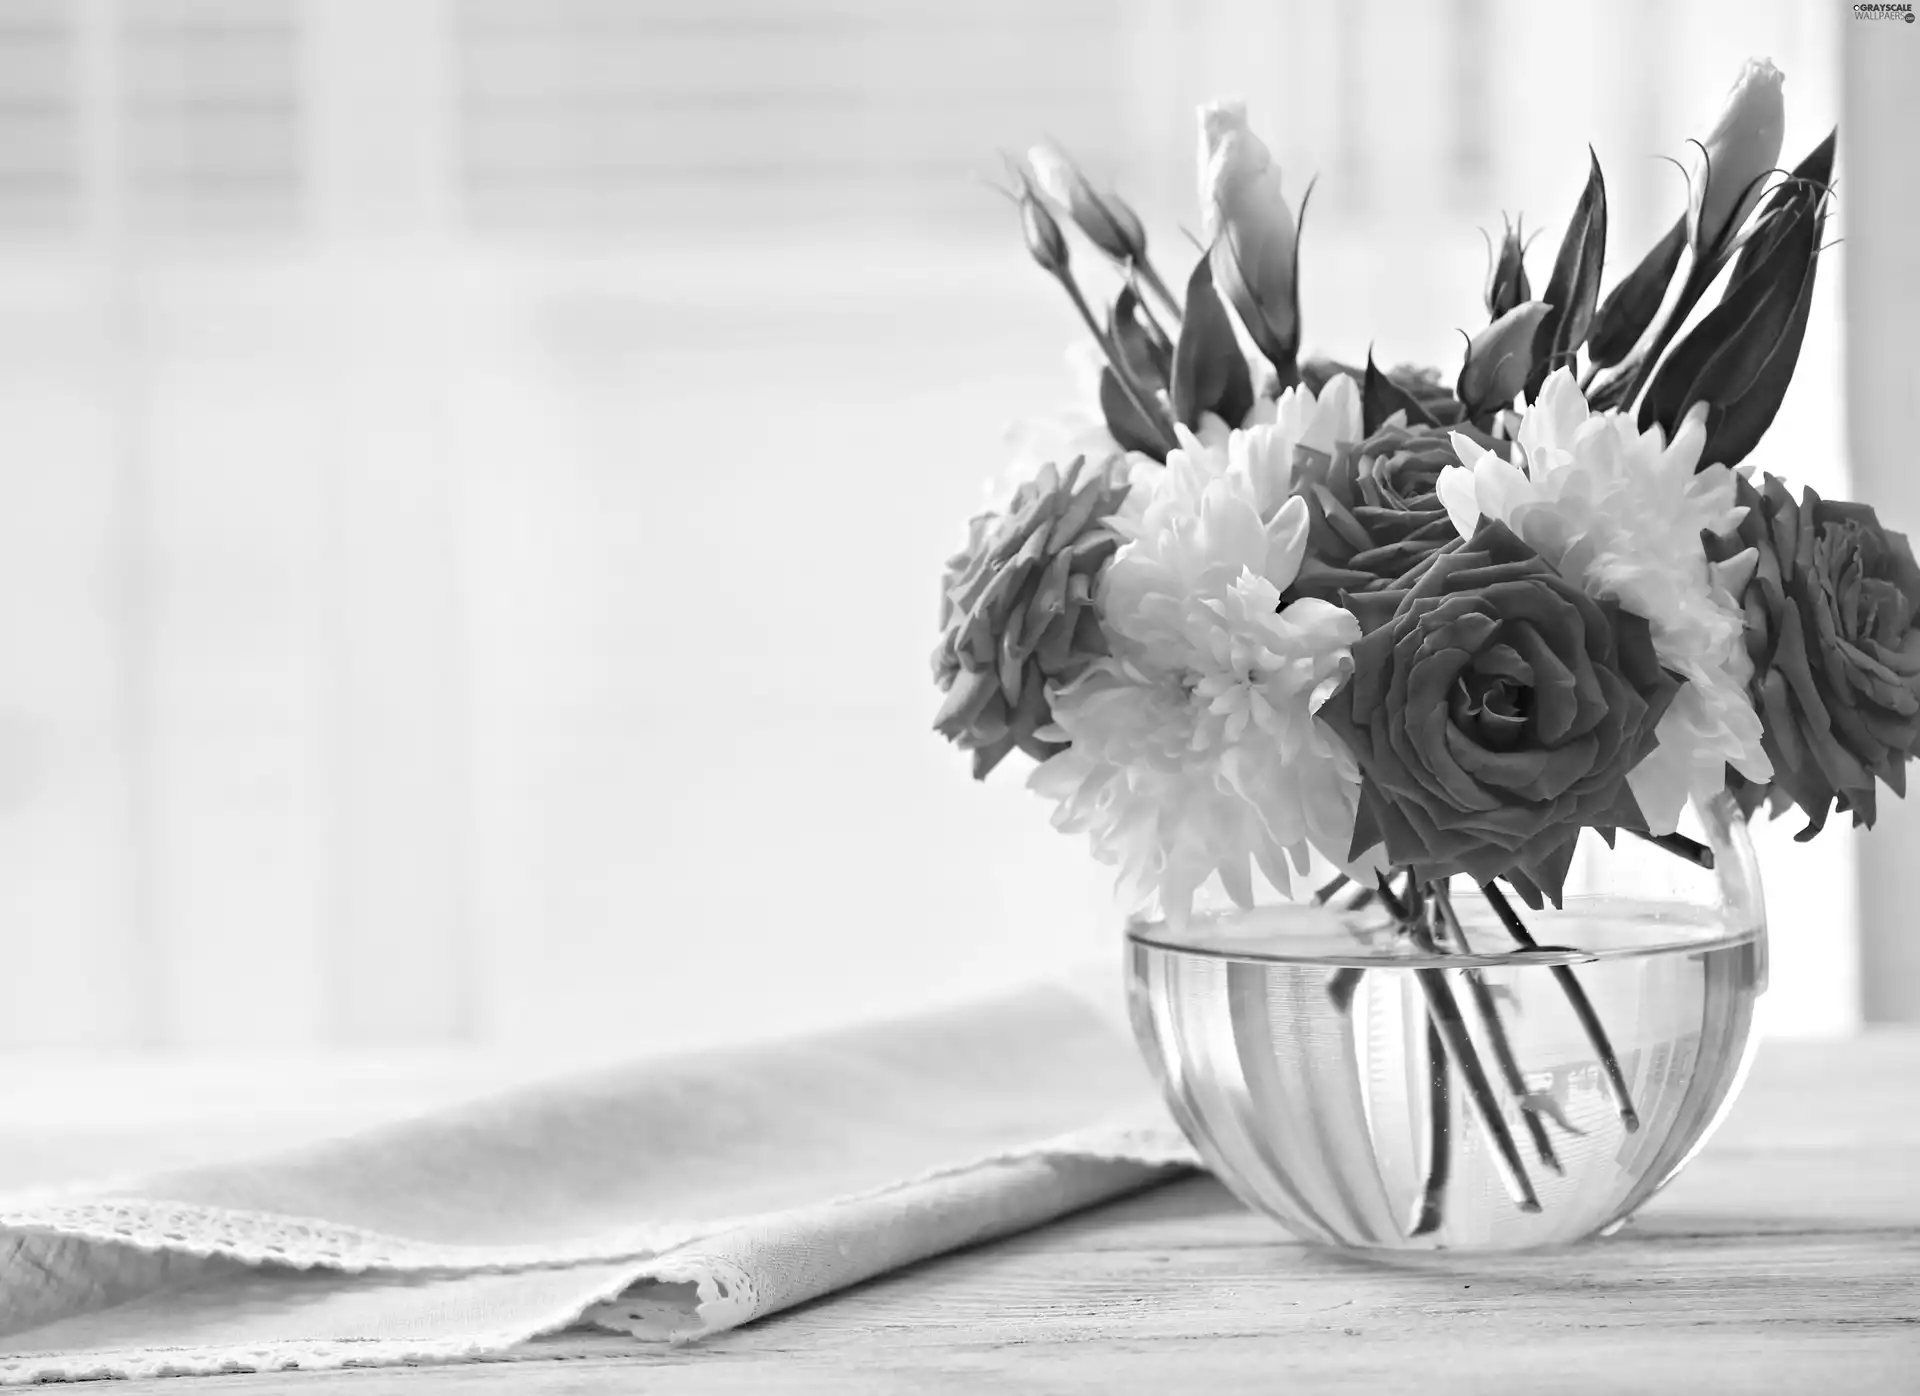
1482;880;1641;1133
1137;259;1184;323
1413;964;1542;1214
1409;911;1543;1216
1327;966;1363;1014
1056;269;1179;452
1410;1013;1450;1237
1373;874;1410;922
1432;886;1563;1175
1629;829;1716;870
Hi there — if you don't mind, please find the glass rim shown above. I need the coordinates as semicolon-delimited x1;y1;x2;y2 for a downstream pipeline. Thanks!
1124;895;1760;969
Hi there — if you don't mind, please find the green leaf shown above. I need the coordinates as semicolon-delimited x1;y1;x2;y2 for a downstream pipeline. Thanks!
1698;215;1822;468
1210;235;1282;372
1588;214;1686;370
1170;252;1254;432
1637;173;1823;464
1731;129;1836;290
1110;283;1170;391
1525;150;1608;400
1210;177;1311;387
1362;350;1439;435
1099;366;1172;460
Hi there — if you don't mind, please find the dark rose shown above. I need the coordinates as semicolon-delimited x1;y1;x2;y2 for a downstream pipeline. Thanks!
1287;420;1500;603
1708;472;1920;837
932;455;1130;779
1320;520;1683;907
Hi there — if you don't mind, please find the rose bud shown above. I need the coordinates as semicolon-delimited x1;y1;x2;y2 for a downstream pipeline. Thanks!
1484;215;1532;320
1455;299;1551;417
1690;58;1786;256
1014;171;1070;279
1198;99;1300;371
1027;142;1148;268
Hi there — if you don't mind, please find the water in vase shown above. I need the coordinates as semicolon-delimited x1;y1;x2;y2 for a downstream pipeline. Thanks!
1128;904;1765;1254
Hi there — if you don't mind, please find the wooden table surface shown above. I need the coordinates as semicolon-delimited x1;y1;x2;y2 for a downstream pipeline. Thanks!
118;1031;1920;1395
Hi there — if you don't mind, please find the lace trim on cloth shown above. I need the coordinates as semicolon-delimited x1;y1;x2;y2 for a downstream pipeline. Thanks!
0;1111;1198;1385
1;1336;603;1386
0;1109;1194;1276
0;1199;708;1274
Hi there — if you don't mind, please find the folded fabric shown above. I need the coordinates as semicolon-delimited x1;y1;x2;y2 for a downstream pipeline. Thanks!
0;980;1195;1383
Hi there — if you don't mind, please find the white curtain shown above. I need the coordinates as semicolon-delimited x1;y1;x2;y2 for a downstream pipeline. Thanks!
0;0;1852;1050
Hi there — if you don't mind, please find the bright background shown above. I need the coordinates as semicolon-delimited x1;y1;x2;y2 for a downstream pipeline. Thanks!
0;0;1861;1055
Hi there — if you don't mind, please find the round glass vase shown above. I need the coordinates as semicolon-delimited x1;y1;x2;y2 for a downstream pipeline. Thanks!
1125;793;1767;1256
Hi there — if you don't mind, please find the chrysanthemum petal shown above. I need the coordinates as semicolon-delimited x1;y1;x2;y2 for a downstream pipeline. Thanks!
1458;375;1768;822
1438;462;1482;540
1517;366;1590;460
1033;402;1364;923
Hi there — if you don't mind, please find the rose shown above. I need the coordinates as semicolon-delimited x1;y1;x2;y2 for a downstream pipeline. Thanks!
1319;519;1682;907
933;455;1132;779
1708;472;1920;836
1287;419;1499;603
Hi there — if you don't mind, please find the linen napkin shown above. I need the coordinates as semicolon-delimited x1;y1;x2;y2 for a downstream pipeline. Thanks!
0;978;1196;1383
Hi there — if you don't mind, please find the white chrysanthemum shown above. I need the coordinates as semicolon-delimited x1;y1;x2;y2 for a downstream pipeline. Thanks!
1029;424;1363;925
1133;370;1363;524
1437;368;1771;833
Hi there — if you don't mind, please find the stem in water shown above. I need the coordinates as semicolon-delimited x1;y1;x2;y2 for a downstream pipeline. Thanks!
1432;886;1563;1175
1410;1013;1450;1237
1482;880;1641;1133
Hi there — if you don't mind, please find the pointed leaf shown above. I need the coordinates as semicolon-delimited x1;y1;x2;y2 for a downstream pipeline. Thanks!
1210;178;1312;389
1525;150;1607;399
1588;214;1686;369
1584;368;1635;413
1111;283;1170;391
1099;367;1172;460
1210;235;1284;370
1362;351;1439;435
1697;205;1823;468
1171;251;1255;431
1731;129;1836;289
1638;180;1823;452
1704;262;1816;468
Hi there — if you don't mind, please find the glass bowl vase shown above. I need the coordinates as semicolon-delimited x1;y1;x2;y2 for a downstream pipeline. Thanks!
1124;793;1767;1256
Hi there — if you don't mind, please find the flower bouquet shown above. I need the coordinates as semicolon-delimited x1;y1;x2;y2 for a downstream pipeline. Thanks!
931;61;1900;1253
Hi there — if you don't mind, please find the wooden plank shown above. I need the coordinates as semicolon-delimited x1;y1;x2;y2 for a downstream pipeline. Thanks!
94;1031;1920;1392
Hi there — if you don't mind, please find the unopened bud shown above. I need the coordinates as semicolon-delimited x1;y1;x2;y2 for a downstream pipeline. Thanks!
1484;215;1532;320
1456;299;1552;416
1691;58;1786;255
1016;175;1070;279
1027;143;1148;267
1197;99;1299;367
